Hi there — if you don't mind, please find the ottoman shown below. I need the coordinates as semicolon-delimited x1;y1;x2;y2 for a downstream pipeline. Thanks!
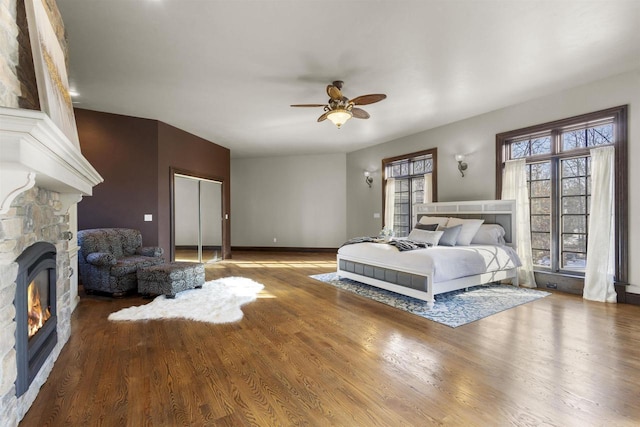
137;262;205;298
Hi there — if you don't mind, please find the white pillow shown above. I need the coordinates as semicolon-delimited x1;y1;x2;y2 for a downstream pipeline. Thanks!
446;217;485;246
418;216;449;228
407;228;444;246
471;224;506;245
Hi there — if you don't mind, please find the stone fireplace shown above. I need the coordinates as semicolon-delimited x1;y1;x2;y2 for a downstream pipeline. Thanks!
0;107;102;425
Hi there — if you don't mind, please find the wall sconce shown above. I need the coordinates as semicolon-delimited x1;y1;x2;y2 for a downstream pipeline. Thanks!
364;171;373;188
455;154;468;177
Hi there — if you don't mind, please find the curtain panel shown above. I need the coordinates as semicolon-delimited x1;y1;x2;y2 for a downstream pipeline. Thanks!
423;173;433;204
384;178;395;231
502;159;537;288
583;146;617;303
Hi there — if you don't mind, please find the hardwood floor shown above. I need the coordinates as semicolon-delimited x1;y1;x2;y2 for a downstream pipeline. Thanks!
175;248;222;263
21;251;640;426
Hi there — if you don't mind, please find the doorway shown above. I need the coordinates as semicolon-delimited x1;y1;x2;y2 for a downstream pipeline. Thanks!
173;173;223;263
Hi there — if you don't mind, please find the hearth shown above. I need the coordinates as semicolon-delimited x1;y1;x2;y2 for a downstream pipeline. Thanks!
14;242;58;397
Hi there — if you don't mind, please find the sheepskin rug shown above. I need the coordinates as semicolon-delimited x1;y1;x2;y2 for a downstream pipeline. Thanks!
108;277;264;324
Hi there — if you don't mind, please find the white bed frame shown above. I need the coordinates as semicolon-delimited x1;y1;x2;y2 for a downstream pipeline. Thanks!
337;200;519;308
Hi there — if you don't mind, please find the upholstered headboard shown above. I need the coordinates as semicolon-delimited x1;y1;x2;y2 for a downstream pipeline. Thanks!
414;200;517;247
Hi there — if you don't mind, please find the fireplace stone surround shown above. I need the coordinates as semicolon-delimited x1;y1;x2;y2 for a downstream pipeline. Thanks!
0;107;102;425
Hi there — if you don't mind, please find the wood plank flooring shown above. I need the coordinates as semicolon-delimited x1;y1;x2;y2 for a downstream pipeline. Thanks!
20;251;640;426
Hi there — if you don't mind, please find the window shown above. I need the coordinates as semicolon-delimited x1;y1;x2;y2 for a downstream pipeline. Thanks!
382;148;437;237
496;106;627;284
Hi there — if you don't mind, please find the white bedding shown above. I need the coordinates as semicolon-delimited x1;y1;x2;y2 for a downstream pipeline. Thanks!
337;242;521;283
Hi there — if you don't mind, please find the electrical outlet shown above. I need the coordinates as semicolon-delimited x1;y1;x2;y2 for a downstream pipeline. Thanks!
273;237;277;243
373;213;381;219
144;214;152;222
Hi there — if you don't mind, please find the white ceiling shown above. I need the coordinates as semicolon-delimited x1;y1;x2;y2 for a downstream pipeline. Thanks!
57;0;640;158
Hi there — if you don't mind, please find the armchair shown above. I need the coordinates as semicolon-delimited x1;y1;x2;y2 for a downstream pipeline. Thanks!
77;228;165;296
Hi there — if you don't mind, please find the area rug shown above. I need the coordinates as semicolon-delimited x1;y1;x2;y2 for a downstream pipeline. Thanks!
310;273;550;328
108;277;264;323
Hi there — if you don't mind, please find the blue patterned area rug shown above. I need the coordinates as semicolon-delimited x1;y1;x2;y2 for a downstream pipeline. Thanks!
310;272;550;328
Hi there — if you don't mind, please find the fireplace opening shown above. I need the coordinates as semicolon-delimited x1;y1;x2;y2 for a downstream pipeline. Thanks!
15;242;58;397
28;269;52;338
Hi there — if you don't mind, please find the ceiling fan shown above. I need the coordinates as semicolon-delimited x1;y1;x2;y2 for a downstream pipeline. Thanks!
291;80;387;128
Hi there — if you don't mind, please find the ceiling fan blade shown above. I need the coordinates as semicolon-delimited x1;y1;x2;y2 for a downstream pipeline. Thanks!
290;103;326;107
349;94;387;105
351;108;370;119
327;85;343;100
317;111;330;122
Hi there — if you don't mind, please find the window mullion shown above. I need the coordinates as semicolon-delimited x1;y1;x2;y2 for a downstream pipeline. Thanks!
550;151;561;273
408;178;414;227
549;129;561;273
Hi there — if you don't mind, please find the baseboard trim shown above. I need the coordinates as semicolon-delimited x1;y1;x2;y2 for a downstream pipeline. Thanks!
232;246;338;253
625;291;640;306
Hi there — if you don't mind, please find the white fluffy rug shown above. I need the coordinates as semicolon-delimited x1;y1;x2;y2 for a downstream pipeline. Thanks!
108;277;264;324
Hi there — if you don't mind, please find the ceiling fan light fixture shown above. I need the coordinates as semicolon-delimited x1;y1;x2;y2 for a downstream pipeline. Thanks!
327;109;352;128
291;81;386;127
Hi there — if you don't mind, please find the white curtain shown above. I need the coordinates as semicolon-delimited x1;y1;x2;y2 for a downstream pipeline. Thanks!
583;146;617;303
423;173;433;203
502;159;537;288
384;178;395;231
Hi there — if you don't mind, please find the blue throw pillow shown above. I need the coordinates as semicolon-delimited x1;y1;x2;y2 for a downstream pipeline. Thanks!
438;224;463;246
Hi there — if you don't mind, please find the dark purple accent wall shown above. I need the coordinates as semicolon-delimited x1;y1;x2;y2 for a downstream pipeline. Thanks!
75;109;159;244
75;109;231;260
157;121;231;260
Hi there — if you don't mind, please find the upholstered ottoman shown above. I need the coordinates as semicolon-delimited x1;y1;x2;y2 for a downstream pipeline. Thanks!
137;262;205;298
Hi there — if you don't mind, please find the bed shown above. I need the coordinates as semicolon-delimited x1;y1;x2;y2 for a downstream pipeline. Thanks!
336;200;521;307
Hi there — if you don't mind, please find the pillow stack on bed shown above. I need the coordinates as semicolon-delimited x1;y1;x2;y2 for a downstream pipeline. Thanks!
446;217;484;245
408;216;506;247
407;226;444;246
471;224;507;245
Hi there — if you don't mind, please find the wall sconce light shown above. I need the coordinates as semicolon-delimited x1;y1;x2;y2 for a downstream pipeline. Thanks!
364;171;373;188
455;154;468;177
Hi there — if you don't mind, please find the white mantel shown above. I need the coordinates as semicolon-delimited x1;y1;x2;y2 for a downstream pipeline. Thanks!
0;106;102;425
0;106;102;213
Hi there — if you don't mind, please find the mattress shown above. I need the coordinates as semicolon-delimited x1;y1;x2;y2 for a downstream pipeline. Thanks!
337;242;521;283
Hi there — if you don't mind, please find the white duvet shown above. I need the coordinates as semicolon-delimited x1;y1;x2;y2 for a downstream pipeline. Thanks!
337;242;521;283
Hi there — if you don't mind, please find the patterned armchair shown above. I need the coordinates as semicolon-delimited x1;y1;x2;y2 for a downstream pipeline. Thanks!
77;228;165;297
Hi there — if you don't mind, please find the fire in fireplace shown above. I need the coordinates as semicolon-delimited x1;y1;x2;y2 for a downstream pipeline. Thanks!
14;242;58;397
27;269;52;338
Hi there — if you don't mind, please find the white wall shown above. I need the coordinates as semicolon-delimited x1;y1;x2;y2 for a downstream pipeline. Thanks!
346;69;640;293
231;153;347;248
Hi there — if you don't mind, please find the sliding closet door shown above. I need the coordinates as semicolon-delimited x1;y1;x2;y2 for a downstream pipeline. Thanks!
200;180;222;262
174;175;199;261
173;173;222;263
